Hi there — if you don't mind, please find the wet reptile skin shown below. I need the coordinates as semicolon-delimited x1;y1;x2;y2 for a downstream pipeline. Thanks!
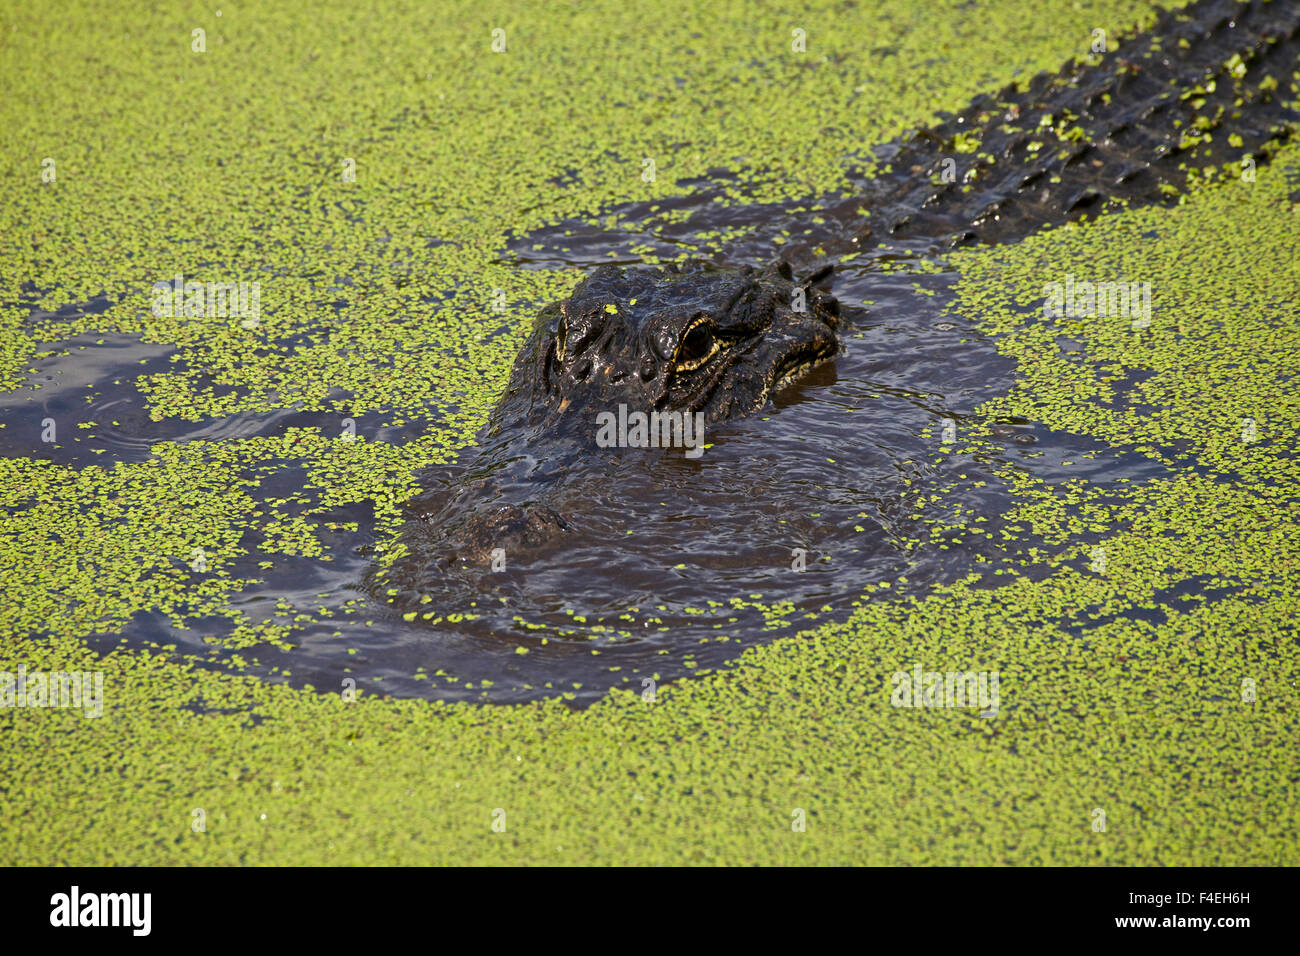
775;0;1300;264
895;0;1300;242
375;0;1300;596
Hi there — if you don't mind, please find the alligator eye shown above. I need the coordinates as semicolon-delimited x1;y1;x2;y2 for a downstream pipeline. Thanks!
673;320;717;372
555;320;569;362
556;312;600;365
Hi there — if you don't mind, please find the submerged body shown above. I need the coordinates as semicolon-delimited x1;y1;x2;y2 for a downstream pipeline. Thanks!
374;0;1300;607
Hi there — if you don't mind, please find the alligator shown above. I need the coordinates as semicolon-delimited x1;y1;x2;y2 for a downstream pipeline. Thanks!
381;259;842;582
373;0;1300;605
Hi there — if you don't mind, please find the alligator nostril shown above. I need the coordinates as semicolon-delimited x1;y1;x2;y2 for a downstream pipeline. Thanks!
572;358;592;381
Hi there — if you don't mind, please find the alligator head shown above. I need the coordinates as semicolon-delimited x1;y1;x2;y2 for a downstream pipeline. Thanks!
488;260;842;439
390;260;842;577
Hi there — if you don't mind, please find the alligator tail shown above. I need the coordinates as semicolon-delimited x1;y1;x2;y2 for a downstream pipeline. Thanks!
798;0;1300;258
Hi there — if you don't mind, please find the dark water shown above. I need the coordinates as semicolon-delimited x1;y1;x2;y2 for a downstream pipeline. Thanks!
1;183;1173;706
